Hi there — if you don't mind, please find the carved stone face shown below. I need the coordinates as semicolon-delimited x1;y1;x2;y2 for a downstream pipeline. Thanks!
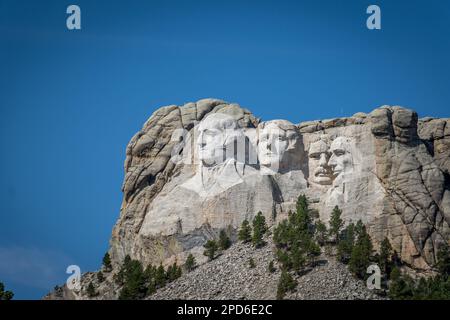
328;137;353;178
257;120;299;172
308;138;332;185
196;113;240;167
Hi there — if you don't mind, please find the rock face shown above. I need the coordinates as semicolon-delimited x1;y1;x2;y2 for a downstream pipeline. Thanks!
109;99;450;272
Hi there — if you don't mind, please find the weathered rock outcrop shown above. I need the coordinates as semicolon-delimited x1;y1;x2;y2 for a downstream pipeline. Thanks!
108;99;449;272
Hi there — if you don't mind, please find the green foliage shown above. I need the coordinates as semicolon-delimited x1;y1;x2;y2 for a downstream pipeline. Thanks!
268;261;276;273
329;206;343;242
436;245;450;277
102;252;112;272
203;240;218;261
97;271;104;283
290;244;306;274
0;281;14;300
388;267;414;300
388;245;450;300
273;219;291;248
378;237;393;275
154;264;166;288
185;253;196;272
273;195;321;274
166;262;182;282
249;258;256;269
412;275;450;300
293;195;312;234
146;282;156;296
276;270;297;300
315;220;328;245
389;268;450;300
219;229;231;250
337;223;356;263
144;265;157;295
238;219;252;243
276;248;292;270
307;240;321;266
118;257;147;300
252;212;268;248
355;220;365;237
115;255;185;299
86;282;98;298
348;223;373;279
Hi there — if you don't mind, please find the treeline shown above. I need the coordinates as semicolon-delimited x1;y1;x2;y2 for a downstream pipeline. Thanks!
115;255;183;300
270;194;450;300
329;205;450;299
389;246;450;300
86;252;195;299
0;281;14;300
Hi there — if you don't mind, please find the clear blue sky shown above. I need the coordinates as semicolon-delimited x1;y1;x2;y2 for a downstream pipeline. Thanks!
0;0;449;299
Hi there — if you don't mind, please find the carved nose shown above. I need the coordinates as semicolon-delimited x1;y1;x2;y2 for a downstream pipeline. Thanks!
328;154;336;167
319;153;327;166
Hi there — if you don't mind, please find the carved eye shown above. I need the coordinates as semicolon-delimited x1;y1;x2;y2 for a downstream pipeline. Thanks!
309;153;320;159
334;149;345;156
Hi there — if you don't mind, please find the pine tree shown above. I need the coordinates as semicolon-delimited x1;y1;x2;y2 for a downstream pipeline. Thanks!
307;240;321;267
97;271;104;283
203;240;218;261
114;255;131;285
219;229;231;250
436;245;450;276
315;220;328;245
238;219;252;243
252;212;268;248
294;195;311;233
388;267;414;300
276;270;297;300
102;252;112;272
276;248;292;270
337;223;355;263
144;264;156;280
329;206;343;242
378;237;393;275
290;244;306;274
154;264;166;288
0;282;14;300
166;262;182;282
274;195;320;274
185;253;196;272
355;220;365;237
273;219;290;248
118;258;147;300
143;264;157;295
349;222;373;279
147;281;156;296
86;282;98;298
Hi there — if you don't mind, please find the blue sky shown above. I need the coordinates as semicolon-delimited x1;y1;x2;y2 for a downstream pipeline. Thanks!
0;0;449;299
